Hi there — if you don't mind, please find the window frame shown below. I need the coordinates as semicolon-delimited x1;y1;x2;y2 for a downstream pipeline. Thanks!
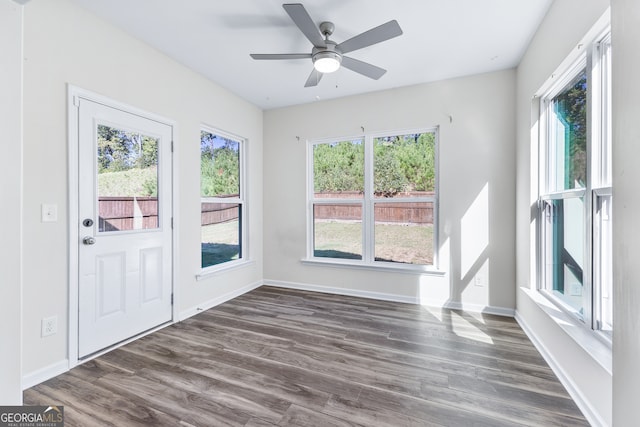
537;30;612;341
199;126;248;274
306;128;439;273
591;33;612;335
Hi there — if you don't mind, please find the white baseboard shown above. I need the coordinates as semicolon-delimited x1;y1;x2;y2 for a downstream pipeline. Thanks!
515;311;607;427
178;280;262;321
444;300;515;317
264;279;418;304
22;359;69;390
263;279;514;317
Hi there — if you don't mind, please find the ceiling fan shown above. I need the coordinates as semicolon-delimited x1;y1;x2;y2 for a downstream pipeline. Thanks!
250;3;403;87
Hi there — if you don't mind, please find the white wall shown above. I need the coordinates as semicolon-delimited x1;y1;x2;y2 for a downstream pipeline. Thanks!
611;0;640;424
21;0;263;381
264;69;516;312
514;0;611;425
0;0;24;404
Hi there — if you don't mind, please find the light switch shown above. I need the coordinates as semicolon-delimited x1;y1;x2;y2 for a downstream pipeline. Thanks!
41;204;58;222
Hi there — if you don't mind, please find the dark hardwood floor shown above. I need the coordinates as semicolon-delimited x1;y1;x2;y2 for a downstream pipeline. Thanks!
24;286;589;426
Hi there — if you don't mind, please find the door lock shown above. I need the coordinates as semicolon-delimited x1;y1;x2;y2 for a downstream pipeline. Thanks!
82;236;96;245
82;218;94;227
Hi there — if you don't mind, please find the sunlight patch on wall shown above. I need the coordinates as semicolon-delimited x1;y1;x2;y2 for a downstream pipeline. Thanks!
461;257;489;306
461;183;489;280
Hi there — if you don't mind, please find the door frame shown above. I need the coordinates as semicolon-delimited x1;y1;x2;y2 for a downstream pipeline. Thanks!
67;85;179;367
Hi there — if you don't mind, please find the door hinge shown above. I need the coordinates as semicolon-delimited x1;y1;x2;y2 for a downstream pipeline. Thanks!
171;217;174;229
171;141;174;152
171;294;174;304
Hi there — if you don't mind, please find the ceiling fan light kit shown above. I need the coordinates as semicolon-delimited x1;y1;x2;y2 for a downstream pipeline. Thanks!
313;52;341;73
312;46;342;73
250;3;403;87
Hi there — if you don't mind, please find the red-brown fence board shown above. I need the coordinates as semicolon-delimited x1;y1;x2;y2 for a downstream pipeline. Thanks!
314;191;435;224
98;191;435;232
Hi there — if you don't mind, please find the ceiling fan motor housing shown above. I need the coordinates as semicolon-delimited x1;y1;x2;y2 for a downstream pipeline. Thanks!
319;21;335;37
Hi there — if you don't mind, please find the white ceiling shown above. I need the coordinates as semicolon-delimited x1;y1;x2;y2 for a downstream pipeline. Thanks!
69;0;553;110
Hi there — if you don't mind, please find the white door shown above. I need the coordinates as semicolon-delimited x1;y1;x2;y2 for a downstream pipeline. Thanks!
77;98;173;358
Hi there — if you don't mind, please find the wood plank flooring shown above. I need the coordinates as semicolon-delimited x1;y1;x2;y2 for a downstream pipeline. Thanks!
24;286;589;426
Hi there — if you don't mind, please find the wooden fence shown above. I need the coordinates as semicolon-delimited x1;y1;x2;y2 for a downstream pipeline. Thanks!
98;196;240;232
201;202;239;226
314;191;434;224
98;196;158;231
99;191;434;231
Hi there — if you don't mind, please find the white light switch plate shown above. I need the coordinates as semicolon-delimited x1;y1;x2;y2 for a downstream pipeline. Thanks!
41;204;58;222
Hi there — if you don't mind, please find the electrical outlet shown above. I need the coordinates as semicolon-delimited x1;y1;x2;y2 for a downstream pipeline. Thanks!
42;316;58;337
474;274;484;287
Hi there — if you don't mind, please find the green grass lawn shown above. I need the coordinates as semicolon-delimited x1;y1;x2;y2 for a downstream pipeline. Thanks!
201;220;240;267
314;220;433;265
201;219;433;267
314;220;363;259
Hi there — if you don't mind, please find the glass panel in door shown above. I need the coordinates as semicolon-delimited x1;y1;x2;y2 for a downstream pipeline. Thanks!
96;124;159;232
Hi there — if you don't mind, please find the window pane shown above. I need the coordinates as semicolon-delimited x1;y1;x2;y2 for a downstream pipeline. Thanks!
97;124;159;232
549;70;587;191
313;204;362;260
545;197;585;314
595;194;612;332
201;131;240;198
313;140;364;198
374;202;434;265
201;202;241;268
374;133;436;198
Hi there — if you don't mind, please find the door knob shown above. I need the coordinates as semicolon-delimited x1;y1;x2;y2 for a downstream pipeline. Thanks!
82;236;96;245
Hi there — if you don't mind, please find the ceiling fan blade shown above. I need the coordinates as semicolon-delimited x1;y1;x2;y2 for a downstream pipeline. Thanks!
250;53;311;60
337;20;403;54
283;3;326;48
304;68;323;87
341;56;387;80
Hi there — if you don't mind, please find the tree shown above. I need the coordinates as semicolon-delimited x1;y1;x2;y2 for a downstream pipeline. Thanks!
396;133;435;192
201;131;240;197
374;138;407;196
374;133;435;195
97;125;158;173
554;70;587;188
313;140;364;193
313;133;436;197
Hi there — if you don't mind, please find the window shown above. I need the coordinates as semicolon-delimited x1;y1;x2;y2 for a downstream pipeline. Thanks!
538;32;611;337
309;130;437;269
200;128;246;269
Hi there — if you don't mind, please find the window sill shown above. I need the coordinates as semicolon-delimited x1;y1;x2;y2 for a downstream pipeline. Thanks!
520;287;612;375
196;259;255;281
300;257;446;276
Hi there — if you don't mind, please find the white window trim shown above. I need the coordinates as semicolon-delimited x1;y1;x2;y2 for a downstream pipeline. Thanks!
304;128;439;272
196;259;255;281
535;22;612;345
199;126;249;275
